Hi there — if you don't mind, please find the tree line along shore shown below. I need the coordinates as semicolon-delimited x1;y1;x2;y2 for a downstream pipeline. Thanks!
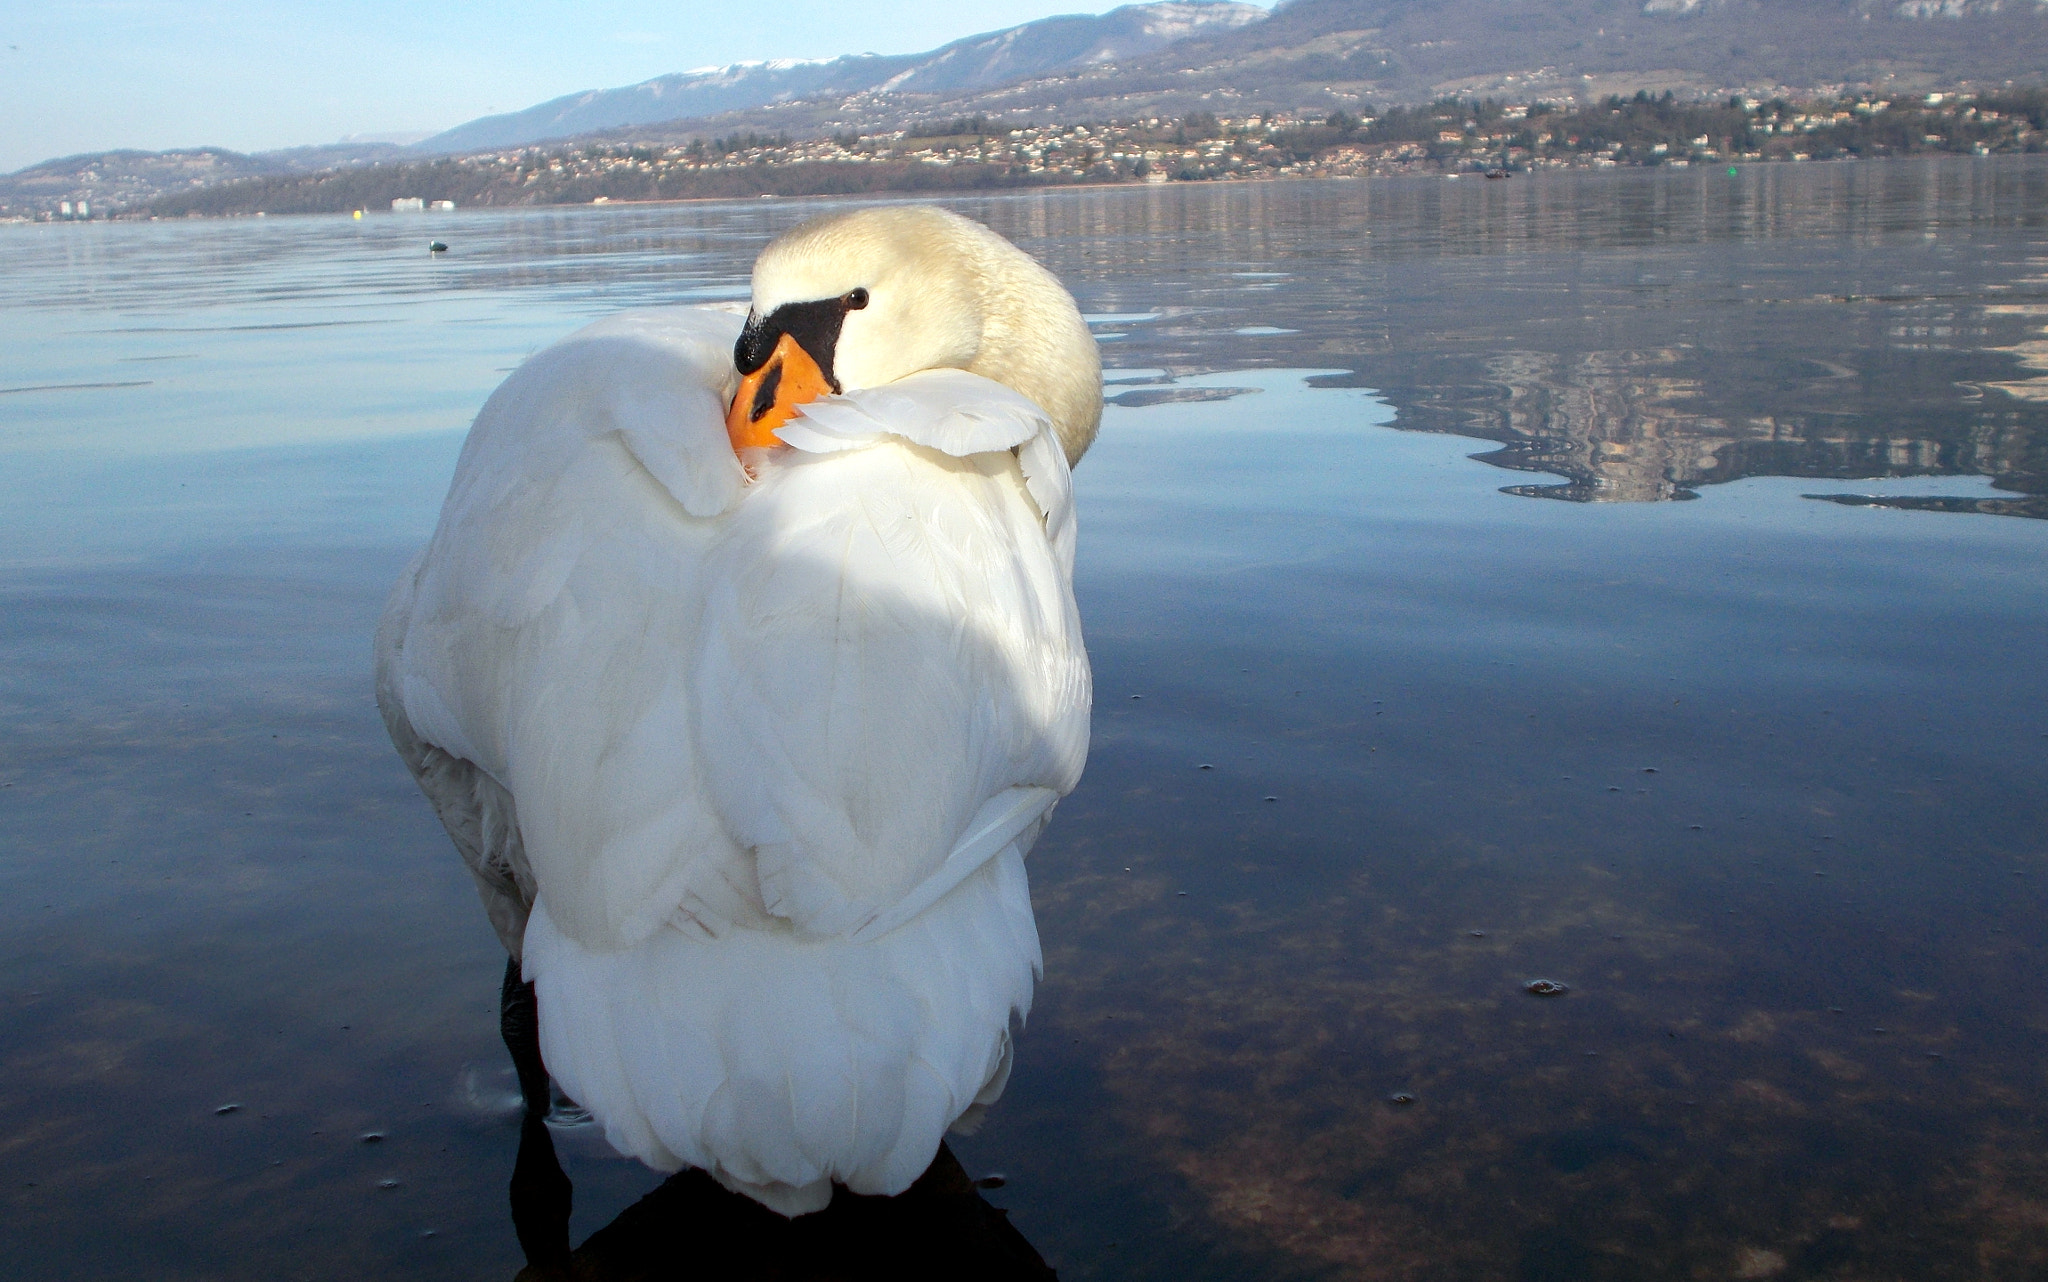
123;89;2048;219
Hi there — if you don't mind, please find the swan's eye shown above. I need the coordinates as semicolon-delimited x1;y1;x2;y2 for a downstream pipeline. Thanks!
844;288;870;311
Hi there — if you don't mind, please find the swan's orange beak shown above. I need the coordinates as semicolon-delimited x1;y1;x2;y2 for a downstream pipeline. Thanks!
727;333;833;453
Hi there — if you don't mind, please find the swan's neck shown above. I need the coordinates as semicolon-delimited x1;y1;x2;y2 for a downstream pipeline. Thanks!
967;245;1102;468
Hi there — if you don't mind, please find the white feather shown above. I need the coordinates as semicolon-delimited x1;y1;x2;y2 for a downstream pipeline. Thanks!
525;842;1040;1217
850;785;1057;943
777;368;1050;458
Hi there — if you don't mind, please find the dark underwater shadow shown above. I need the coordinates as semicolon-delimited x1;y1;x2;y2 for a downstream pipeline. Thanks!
493;957;1056;1281
508;1109;1056;1282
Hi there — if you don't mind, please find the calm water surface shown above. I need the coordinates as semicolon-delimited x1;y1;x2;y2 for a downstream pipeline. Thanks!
4;160;2048;1279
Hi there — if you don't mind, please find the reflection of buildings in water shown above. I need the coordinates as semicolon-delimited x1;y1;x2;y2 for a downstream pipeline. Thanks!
966;167;2048;519
1475;349;1719;503
1443;347;2046;515
508;1117;1054;1281
1982;300;2048;403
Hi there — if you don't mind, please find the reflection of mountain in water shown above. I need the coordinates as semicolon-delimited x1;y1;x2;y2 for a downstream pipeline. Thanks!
1423;344;2048;517
987;156;2048;521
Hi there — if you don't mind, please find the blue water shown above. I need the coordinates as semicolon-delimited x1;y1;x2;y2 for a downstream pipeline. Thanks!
3;162;2047;1279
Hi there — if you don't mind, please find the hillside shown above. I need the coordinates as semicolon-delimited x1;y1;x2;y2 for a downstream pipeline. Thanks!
651;0;2048;144
7;0;2045;218
418;0;2048;155
1094;0;2048;107
0;142;409;220
136;91;2048;219
419;1;1267;153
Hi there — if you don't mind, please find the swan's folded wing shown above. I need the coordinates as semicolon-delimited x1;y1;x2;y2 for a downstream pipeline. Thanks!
776;369;1050;458
847;785;1058;942
385;307;767;950
692;434;1091;940
376;550;537;956
780;369;1077;572
1014;423;1076;578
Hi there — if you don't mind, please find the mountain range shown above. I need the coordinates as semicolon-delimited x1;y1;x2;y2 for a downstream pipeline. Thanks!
6;0;2046;214
599;0;2048;151
420;2;1268;153
0;142;410;218
418;0;2048;156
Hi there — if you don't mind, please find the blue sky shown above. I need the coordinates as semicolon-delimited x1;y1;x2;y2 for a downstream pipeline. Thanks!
2;0;1248;172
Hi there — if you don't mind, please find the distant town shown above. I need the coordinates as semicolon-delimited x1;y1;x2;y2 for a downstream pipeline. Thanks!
22;88;2048;222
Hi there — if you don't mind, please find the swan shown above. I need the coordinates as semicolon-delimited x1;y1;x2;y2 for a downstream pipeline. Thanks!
374;204;1100;1216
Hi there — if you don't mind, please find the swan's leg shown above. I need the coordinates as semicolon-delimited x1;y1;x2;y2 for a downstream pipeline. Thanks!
502;955;573;1272
500;953;550;1113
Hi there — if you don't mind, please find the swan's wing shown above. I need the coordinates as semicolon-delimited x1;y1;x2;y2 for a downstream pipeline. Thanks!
446;307;748;558
782;369;1077;576
775;368;1049;457
847;784;1058;942
693;422;1091;941
382;307;766;950
387;330;1088;950
1014;420;1077;580
376;551;536;956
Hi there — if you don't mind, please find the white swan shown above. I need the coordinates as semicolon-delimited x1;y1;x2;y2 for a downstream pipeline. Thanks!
374;205;1100;1216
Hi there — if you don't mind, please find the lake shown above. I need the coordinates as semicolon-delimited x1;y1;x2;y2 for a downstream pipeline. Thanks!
4;158;2047;1280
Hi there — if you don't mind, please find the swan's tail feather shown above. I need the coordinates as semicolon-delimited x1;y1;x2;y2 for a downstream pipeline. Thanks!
525;846;1039;1216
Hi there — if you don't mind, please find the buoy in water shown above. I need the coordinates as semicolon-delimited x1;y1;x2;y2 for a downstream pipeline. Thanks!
428;241;448;254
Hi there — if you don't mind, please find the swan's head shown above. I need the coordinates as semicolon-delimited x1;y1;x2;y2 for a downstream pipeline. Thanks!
728;205;1102;466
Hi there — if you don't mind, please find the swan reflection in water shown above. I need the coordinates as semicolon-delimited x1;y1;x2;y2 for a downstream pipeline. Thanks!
501;964;1055;1282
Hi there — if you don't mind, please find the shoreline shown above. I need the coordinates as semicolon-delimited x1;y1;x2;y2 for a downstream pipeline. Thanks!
2;150;2036;227
17;90;2042;223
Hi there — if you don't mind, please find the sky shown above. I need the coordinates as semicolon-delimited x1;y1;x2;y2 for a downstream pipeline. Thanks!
1;0;1258;173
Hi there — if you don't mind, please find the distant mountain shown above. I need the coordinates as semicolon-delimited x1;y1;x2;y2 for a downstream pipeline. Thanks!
419;0;2048;160
417;1;1268;153
11;0;2045;218
917;0;2048;122
0;142;409;217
